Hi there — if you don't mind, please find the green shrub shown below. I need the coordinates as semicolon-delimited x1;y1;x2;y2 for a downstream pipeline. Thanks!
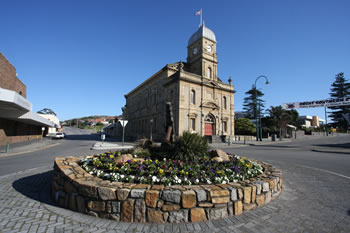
173;131;209;162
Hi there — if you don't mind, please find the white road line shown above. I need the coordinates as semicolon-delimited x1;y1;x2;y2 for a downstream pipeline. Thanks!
295;164;350;180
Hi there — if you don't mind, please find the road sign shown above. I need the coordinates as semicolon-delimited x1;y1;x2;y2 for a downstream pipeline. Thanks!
120;120;128;127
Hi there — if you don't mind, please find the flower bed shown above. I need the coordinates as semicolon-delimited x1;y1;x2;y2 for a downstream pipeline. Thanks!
52;155;283;224
78;151;263;186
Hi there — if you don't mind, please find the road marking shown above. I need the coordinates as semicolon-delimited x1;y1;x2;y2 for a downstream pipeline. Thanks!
295;164;350;180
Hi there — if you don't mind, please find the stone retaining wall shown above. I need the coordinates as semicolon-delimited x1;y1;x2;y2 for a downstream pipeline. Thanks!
52;156;282;223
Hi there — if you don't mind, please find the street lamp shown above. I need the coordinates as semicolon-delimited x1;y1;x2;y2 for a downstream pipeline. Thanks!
254;75;270;141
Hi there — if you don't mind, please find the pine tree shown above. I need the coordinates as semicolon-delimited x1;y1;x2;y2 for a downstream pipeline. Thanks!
243;86;265;119
329;72;350;131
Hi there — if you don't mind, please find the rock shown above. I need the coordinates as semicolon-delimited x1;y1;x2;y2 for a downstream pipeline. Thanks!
210;149;230;162
117;189;130;200
256;194;265;206
234;200;243;216
243;186;252;204
87;201;105;212
182;190;196;208
145;190;159;208
147;209;165;223
76;195;85;213
151;184;164;190
64;181;77;193
228;202;234;216
87;211;98;217
68;193;77;211
228;187;238;201
121;199;134;222
115;154;134;164
78;181;97;198
208;207;228;220
110;214;120;221
134;199;146;222
98;187;117;200
237;188;243;200
130;189;145;198
211;196;230;204
168;210;189;223
251;185;257;203
265;191;271;204
209;189;229;197
195;189;207;202
262;182;270;193
162;204;180;211
243;203;256;211
162;190;181;204
190;208;207;222
111;201;121;213
157;200;164;208
198;202;213;208
254;182;262;195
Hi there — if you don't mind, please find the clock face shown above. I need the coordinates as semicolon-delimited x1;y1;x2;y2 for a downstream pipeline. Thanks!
192;47;198;55
206;45;212;53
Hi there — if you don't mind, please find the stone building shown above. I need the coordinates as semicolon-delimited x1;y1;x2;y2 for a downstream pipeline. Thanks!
124;23;235;142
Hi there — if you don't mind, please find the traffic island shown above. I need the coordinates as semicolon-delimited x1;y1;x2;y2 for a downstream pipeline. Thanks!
52;156;282;223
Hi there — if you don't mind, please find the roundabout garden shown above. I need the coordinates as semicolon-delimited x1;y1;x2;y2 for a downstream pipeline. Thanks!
52;132;282;223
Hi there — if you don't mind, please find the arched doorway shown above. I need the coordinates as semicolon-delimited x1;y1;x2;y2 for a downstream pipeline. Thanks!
204;114;215;136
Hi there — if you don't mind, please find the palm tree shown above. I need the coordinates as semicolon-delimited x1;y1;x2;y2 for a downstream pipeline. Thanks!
267;106;291;139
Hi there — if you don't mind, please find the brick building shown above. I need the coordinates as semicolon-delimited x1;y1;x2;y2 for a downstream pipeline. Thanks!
0;53;54;146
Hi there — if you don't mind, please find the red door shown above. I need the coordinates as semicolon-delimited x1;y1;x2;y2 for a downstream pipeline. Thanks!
205;123;213;136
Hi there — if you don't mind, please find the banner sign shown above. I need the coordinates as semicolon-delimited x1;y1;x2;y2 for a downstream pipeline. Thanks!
283;97;350;109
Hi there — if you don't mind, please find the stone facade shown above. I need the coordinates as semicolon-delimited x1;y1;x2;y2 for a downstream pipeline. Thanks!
52;156;282;223
0;53;26;98
124;24;235;141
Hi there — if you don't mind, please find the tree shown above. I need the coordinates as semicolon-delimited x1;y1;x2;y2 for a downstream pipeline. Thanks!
285;109;299;126
243;86;265;119
234;118;256;135
267;106;291;138
329;72;350;131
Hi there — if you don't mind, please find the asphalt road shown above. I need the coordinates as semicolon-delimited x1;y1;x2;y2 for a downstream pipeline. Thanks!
0;127;110;176
0;131;350;232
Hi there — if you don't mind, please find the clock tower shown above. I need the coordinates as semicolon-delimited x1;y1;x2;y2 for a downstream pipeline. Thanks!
187;23;218;80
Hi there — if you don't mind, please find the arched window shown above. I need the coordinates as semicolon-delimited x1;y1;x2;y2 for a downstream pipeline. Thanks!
190;90;195;104
207;67;212;79
223;96;227;109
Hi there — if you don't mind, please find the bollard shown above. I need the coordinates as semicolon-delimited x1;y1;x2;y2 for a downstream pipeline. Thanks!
5;143;10;153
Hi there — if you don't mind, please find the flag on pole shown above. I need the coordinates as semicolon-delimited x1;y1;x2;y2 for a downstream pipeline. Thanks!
195;10;201;16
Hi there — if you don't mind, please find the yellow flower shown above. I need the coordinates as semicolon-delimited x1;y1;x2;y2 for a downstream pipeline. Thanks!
180;170;184;174
133;159;137;163
155;160;159;163
159;169;164;174
109;155;114;159
185;171;189;176
113;166;118;171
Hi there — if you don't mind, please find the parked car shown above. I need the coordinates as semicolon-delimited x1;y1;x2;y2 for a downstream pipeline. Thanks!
54;132;65;139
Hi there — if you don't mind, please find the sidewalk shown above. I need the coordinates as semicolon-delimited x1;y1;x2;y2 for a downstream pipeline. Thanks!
91;141;135;150
0;138;60;157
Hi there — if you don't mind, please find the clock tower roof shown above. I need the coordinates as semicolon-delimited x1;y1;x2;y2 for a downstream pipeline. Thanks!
188;23;216;46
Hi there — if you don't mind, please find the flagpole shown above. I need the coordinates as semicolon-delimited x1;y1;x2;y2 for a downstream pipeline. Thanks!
200;8;203;26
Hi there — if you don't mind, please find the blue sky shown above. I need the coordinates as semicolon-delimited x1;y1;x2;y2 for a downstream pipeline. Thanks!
1;0;349;121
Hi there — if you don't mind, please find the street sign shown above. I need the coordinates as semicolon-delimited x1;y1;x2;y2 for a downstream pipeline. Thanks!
120;120;128;127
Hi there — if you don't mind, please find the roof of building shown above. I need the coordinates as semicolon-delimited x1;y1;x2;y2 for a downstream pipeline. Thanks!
188;23;216;46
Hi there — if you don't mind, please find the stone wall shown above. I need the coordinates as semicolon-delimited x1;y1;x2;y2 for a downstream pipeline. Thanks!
52;156;282;223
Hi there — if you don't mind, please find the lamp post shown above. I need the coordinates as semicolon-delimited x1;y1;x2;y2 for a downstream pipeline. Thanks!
254;75;270;141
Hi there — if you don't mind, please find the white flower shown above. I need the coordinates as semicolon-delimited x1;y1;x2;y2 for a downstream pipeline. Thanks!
195;179;199;183
134;154;137;158
120;175;125;179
